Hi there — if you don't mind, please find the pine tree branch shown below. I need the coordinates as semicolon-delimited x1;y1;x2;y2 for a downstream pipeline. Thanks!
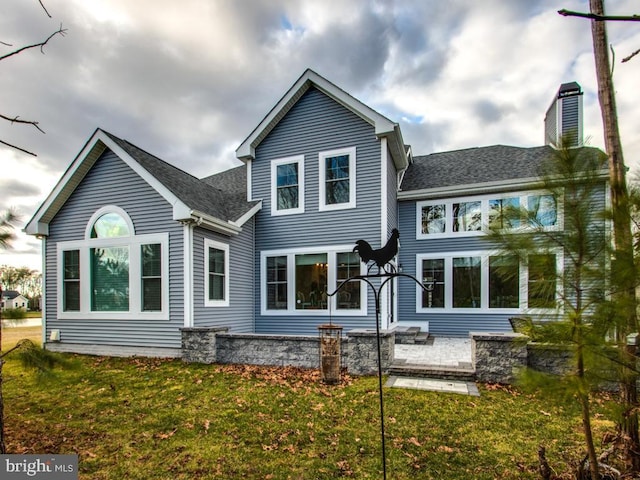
0;24;66;62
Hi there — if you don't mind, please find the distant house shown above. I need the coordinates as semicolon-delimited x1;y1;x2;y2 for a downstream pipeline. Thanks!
1;290;29;310
25;69;607;357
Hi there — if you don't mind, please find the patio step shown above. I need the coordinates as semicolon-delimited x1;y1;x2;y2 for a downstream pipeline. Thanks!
389;363;476;382
393;326;430;345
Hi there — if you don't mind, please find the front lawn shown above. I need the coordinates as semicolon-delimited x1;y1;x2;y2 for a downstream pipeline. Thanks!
3;329;616;479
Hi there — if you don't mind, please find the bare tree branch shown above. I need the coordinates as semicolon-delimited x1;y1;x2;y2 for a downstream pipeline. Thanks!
0;114;45;134
38;0;52;18
0;24;66;62
0;140;36;157
623;48;640;63
558;9;640;21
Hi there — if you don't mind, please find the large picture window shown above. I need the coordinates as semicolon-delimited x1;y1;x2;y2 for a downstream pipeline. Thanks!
57;206;169;320
417;251;560;312
417;190;561;238
204;239;229;307
261;246;366;316
319;147;356;211
271;155;304;215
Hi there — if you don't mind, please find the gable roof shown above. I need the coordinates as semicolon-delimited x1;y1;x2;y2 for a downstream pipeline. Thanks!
25;129;261;237
399;144;607;199
1;290;23;300
236;69;408;170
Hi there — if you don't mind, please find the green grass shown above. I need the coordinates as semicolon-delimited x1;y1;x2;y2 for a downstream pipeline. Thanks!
2;327;618;479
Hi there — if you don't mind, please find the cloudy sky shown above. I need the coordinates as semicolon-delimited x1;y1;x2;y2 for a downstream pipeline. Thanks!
2;0;640;271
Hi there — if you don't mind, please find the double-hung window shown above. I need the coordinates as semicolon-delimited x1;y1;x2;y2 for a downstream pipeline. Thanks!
261;246;365;315
319;147;356;211
57;206;169;320
271;156;304;215
417;251;560;312
204;239;229;307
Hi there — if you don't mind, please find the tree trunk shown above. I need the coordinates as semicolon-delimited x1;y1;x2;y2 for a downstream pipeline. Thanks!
589;0;640;472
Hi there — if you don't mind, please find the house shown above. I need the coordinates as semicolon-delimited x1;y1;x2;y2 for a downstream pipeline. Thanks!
25;69;607;358
1;290;29;310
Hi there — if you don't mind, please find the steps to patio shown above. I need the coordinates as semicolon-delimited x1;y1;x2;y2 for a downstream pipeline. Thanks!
391;329;476;382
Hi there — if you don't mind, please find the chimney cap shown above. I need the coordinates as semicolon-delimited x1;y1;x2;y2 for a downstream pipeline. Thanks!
558;81;582;98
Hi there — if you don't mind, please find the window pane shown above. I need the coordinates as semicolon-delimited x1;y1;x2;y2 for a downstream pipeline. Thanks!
421;205;446;234
91;246;129;311
452;257;481;308
91;213;130;238
63;250;80;279
142;244;161;277
528;254;557;308
295;253;327;310
209;248;225;275
63;250;81;311
276;163;298;210
141;244;162;311
208;247;225;301
267;256;287;309
325;155;350;205
453;201;481;232
209;275;224;301
422;259;445;308
489;198;520;229
528;195;557;227
337;252;360;309
489;256;519;308
142;278;162;311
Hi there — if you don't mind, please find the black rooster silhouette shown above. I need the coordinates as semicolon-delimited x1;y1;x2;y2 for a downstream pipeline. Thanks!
353;228;400;273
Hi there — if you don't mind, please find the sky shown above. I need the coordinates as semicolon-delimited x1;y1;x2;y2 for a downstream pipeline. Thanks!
1;0;640;272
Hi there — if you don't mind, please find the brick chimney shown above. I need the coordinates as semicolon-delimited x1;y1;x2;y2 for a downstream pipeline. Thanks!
544;82;583;147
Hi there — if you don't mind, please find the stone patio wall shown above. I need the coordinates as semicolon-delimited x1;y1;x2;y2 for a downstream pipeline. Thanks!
471;332;528;384
180;327;395;375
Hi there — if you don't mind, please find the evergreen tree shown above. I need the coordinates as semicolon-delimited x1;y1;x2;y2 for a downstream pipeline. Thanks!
485;140;620;478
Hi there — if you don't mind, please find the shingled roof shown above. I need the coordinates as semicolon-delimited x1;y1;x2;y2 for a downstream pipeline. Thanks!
103;132;259;225
401;144;606;194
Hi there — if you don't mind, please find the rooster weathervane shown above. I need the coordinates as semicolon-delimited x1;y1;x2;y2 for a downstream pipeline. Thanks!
352;228;399;274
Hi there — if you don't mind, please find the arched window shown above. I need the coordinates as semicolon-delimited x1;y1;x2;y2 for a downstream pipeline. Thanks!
58;206;168;320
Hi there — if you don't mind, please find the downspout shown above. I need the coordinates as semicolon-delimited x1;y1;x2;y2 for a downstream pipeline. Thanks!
182;220;195;328
40;236;47;346
380;138;390;329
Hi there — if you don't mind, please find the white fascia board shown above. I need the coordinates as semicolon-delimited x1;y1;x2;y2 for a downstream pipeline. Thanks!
236;69;399;161
25;129;192;236
190;210;242;236
25;129;106;236
230;201;262;228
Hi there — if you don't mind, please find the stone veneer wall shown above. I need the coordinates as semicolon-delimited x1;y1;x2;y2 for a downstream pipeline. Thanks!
181;327;395;376
471;332;529;384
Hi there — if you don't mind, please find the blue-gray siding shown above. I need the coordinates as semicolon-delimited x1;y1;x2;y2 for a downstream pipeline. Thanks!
396;182;608;336
192;219;254;332
251;87;390;335
45;150;184;348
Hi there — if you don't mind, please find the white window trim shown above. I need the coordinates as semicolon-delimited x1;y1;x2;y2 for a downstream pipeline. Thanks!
271;155;305;216
319;147;356;211
84;205;135;239
260;244;367;316
416;190;564;239
415;250;563;314
204;239;230;307
56;232;169;320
